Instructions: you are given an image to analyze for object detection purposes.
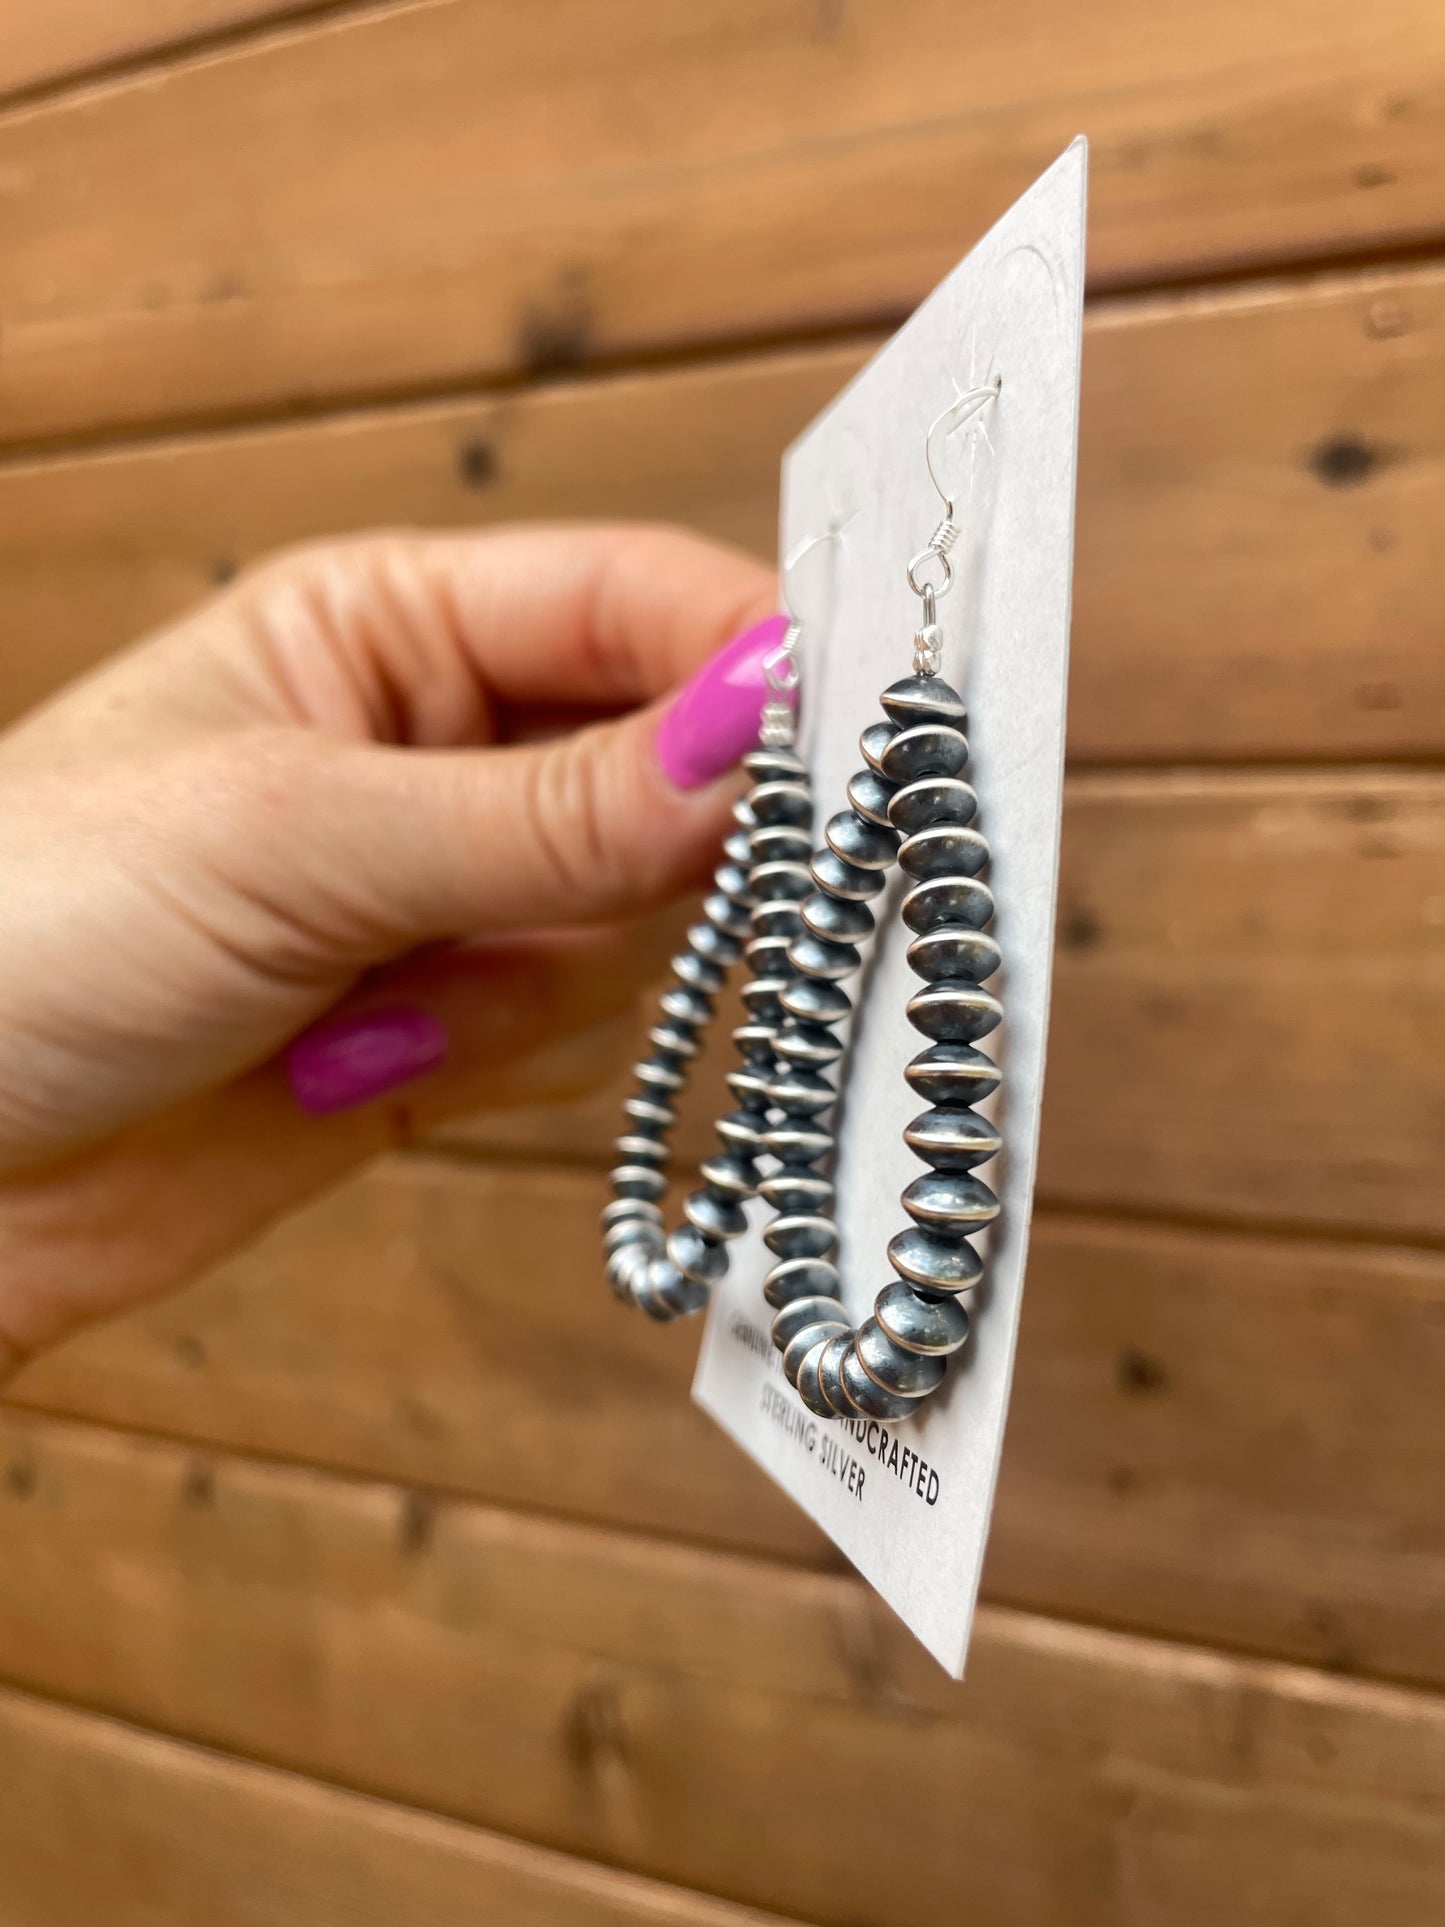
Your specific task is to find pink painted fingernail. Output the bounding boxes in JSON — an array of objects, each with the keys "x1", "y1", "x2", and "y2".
[
  {"x1": 656, "y1": 614, "x2": 793, "y2": 791},
  {"x1": 286, "y1": 1005, "x2": 449, "y2": 1115}
]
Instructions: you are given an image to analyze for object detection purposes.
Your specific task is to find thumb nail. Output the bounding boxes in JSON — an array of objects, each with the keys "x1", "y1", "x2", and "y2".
[
  {"x1": 656, "y1": 613, "x2": 792, "y2": 791},
  {"x1": 286, "y1": 1005, "x2": 449, "y2": 1115}
]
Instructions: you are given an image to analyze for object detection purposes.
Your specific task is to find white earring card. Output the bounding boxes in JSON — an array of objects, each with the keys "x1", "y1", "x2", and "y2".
[{"x1": 692, "y1": 140, "x2": 1087, "y2": 1676}]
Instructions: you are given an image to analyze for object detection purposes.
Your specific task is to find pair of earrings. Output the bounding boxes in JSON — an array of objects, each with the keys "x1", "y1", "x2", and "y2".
[{"x1": 602, "y1": 385, "x2": 1003, "y2": 1426}]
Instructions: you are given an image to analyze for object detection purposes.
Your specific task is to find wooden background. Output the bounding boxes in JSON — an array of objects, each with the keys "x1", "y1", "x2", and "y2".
[{"x1": 2, "y1": 3, "x2": 1444, "y2": 1921}]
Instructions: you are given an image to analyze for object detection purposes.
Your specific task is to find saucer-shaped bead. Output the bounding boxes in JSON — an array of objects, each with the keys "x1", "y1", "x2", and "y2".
[
  {"x1": 899, "y1": 825, "x2": 990, "y2": 881},
  {"x1": 904, "y1": 1044, "x2": 1001, "y2": 1107},
  {"x1": 810, "y1": 848, "x2": 885, "y2": 901},
  {"x1": 714, "y1": 862, "x2": 752, "y2": 904},
  {"x1": 716, "y1": 1108, "x2": 769, "y2": 1153},
  {"x1": 901, "y1": 875, "x2": 994, "y2": 933},
  {"x1": 878, "y1": 723, "x2": 969, "y2": 783},
  {"x1": 603, "y1": 1216, "x2": 661, "y2": 1257},
  {"x1": 722, "y1": 828, "x2": 754, "y2": 868},
  {"x1": 846, "y1": 767, "x2": 898, "y2": 827},
  {"x1": 613, "y1": 1134, "x2": 667, "y2": 1167},
  {"x1": 649, "y1": 1022, "x2": 699, "y2": 1060},
  {"x1": 690, "y1": 921, "x2": 742, "y2": 968},
  {"x1": 703, "y1": 891, "x2": 751, "y2": 938},
  {"x1": 817, "y1": 1332, "x2": 858, "y2": 1416},
  {"x1": 636, "y1": 1255, "x2": 709, "y2": 1320},
  {"x1": 749, "y1": 780, "x2": 814, "y2": 826},
  {"x1": 739, "y1": 977, "x2": 787, "y2": 1021},
  {"x1": 748, "y1": 824, "x2": 812, "y2": 867},
  {"x1": 860, "y1": 720, "x2": 900, "y2": 773},
  {"x1": 887, "y1": 776, "x2": 978, "y2": 835},
  {"x1": 623, "y1": 1093, "x2": 675, "y2": 1132},
  {"x1": 774, "y1": 1021, "x2": 844, "y2": 1067},
  {"x1": 601, "y1": 1196, "x2": 664, "y2": 1232},
  {"x1": 635, "y1": 1058, "x2": 684, "y2": 1095},
  {"x1": 772, "y1": 1294, "x2": 850, "y2": 1352},
  {"x1": 763, "y1": 1214, "x2": 839, "y2": 1259},
  {"x1": 762, "y1": 1121, "x2": 833, "y2": 1165},
  {"x1": 825, "y1": 810, "x2": 899, "y2": 870},
  {"x1": 795, "y1": 1338, "x2": 842, "y2": 1416},
  {"x1": 903, "y1": 1106, "x2": 1001, "y2": 1171},
  {"x1": 726, "y1": 1065, "x2": 772, "y2": 1109},
  {"x1": 673, "y1": 950, "x2": 724, "y2": 996},
  {"x1": 751, "y1": 859, "x2": 814, "y2": 903},
  {"x1": 784, "y1": 1318, "x2": 850, "y2": 1388},
  {"x1": 743, "y1": 744, "x2": 808, "y2": 782},
  {"x1": 802, "y1": 892, "x2": 875, "y2": 943},
  {"x1": 787, "y1": 931, "x2": 860, "y2": 981},
  {"x1": 700, "y1": 1154, "x2": 758, "y2": 1200},
  {"x1": 758, "y1": 1169, "x2": 835, "y2": 1215},
  {"x1": 907, "y1": 982, "x2": 1003, "y2": 1043},
  {"x1": 901, "y1": 1171, "x2": 1000, "y2": 1236},
  {"x1": 684, "y1": 1188, "x2": 748, "y2": 1241},
  {"x1": 659, "y1": 987, "x2": 710, "y2": 1028},
  {"x1": 731, "y1": 1023, "x2": 777, "y2": 1063},
  {"x1": 612, "y1": 1163, "x2": 667, "y2": 1203},
  {"x1": 874, "y1": 1281, "x2": 971, "y2": 1354},
  {"x1": 767, "y1": 1066, "x2": 834, "y2": 1117},
  {"x1": 763, "y1": 1257, "x2": 841, "y2": 1309},
  {"x1": 668, "y1": 1224, "x2": 728, "y2": 1286},
  {"x1": 880, "y1": 674, "x2": 967, "y2": 728},
  {"x1": 779, "y1": 977, "x2": 852, "y2": 1025},
  {"x1": 887, "y1": 1227, "x2": 984, "y2": 1292},
  {"x1": 750, "y1": 900, "x2": 805, "y2": 939},
  {"x1": 741, "y1": 920, "x2": 792, "y2": 970},
  {"x1": 606, "y1": 1241, "x2": 655, "y2": 1300},
  {"x1": 906, "y1": 928, "x2": 1001, "y2": 984},
  {"x1": 841, "y1": 1347, "x2": 918, "y2": 1420},
  {"x1": 856, "y1": 1317, "x2": 947, "y2": 1396}
]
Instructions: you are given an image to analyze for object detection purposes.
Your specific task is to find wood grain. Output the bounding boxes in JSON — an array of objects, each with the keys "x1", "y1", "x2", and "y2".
[
  {"x1": 0, "y1": 1409, "x2": 1442, "y2": 1927},
  {"x1": 11, "y1": 1154, "x2": 1445, "y2": 1687},
  {"x1": 448, "y1": 770, "x2": 1445, "y2": 1241},
  {"x1": 2, "y1": 262, "x2": 1443, "y2": 760},
  {"x1": 0, "y1": 2, "x2": 298, "y2": 101},
  {"x1": 0, "y1": 1683, "x2": 795, "y2": 1927},
  {"x1": 3, "y1": 0, "x2": 1445, "y2": 443}
]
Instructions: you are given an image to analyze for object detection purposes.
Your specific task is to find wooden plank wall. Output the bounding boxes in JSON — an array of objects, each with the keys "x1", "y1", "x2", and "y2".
[{"x1": 2, "y1": 4, "x2": 1443, "y2": 1922}]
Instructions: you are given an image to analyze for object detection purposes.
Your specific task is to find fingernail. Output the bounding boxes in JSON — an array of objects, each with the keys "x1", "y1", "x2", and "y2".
[
  {"x1": 656, "y1": 613, "x2": 792, "y2": 791},
  {"x1": 286, "y1": 1005, "x2": 449, "y2": 1116}
]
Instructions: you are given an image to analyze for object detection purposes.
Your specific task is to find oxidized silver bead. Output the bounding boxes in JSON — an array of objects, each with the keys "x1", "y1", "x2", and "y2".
[
  {"x1": 743, "y1": 933, "x2": 793, "y2": 975},
  {"x1": 825, "y1": 810, "x2": 898, "y2": 870},
  {"x1": 622, "y1": 1094, "x2": 675, "y2": 1133},
  {"x1": 744, "y1": 745, "x2": 808, "y2": 782},
  {"x1": 748, "y1": 824, "x2": 812, "y2": 866},
  {"x1": 763, "y1": 1257, "x2": 841, "y2": 1309},
  {"x1": 766, "y1": 1067, "x2": 834, "y2": 1117},
  {"x1": 878, "y1": 723, "x2": 969, "y2": 783},
  {"x1": 784, "y1": 1318, "x2": 849, "y2": 1389},
  {"x1": 757, "y1": 1169, "x2": 835, "y2": 1215},
  {"x1": 721, "y1": 829, "x2": 754, "y2": 868},
  {"x1": 667, "y1": 1224, "x2": 728, "y2": 1286},
  {"x1": 739, "y1": 976, "x2": 789, "y2": 1020},
  {"x1": 672, "y1": 949, "x2": 724, "y2": 996},
  {"x1": 774, "y1": 1021, "x2": 845, "y2": 1067},
  {"x1": 887, "y1": 1227, "x2": 984, "y2": 1293},
  {"x1": 635, "y1": 1058, "x2": 685, "y2": 1094},
  {"x1": 795, "y1": 1337, "x2": 841, "y2": 1417},
  {"x1": 659, "y1": 986, "x2": 711, "y2": 1028},
  {"x1": 751, "y1": 859, "x2": 814, "y2": 903},
  {"x1": 613, "y1": 1134, "x2": 668, "y2": 1166},
  {"x1": 898, "y1": 825, "x2": 989, "y2": 882},
  {"x1": 840, "y1": 1345, "x2": 917, "y2": 1421},
  {"x1": 874, "y1": 1280, "x2": 971, "y2": 1354},
  {"x1": 603, "y1": 1216, "x2": 661, "y2": 1258},
  {"x1": 846, "y1": 767, "x2": 898, "y2": 827},
  {"x1": 855, "y1": 1316, "x2": 947, "y2": 1397},
  {"x1": 762, "y1": 1121, "x2": 833, "y2": 1165},
  {"x1": 904, "y1": 1043, "x2": 1001, "y2": 1107},
  {"x1": 600, "y1": 1196, "x2": 663, "y2": 1232},
  {"x1": 901, "y1": 875, "x2": 994, "y2": 933},
  {"x1": 635, "y1": 1255, "x2": 708, "y2": 1320},
  {"x1": 809, "y1": 848, "x2": 886, "y2": 901},
  {"x1": 749, "y1": 780, "x2": 814, "y2": 826},
  {"x1": 716, "y1": 1108, "x2": 769, "y2": 1153},
  {"x1": 906, "y1": 982, "x2": 1003, "y2": 1043},
  {"x1": 731, "y1": 1023, "x2": 777, "y2": 1062},
  {"x1": 700, "y1": 1154, "x2": 759, "y2": 1200},
  {"x1": 900, "y1": 1171, "x2": 999, "y2": 1236},
  {"x1": 763, "y1": 1214, "x2": 839, "y2": 1259},
  {"x1": 786, "y1": 931, "x2": 860, "y2": 981},
  {"x1": 859, "y1": 720, "x2": 900, "y2": 773},
  {"x1": 906, "y1": 927, "x2": 1001, "y2": 984},
  {"x1": 726, "y1": 1065, "x2": 773, "y2": 1109},
  {"x1": 751, "y1": 900, "x2": 806, "y2": 939},
  {"x1": 649, "y1": 1022, "x2": 700, "y2": 1059},
  {"x1": 779, "y1": 977, "x2": 851, "y2": 1025},
  {"x1": 903, "y1": 1106, "x2": 1001, "y2": 1171},
  {"x1": 879, "y1": 674, "x2": 967, "y2": 728},
  {"x1": 772, "y1": 1294, "x2": 851, "y2": 1353},
  {"x1": 684, "y1": 1188, "x2": 748, "y2": 1241},
  {"x1": 703, "y1": 890, "x2": 752, "y2": 939},
  {"x1": 611, "y1": 1164, "x2": 667, "y2": 1203},
  {"x1": 713, "y1": 862, "x2": 753, "y2": 904},
  {"x1": 689, "y1": 921, "x2": 741, "y2": 968},
  {"x1": 817, "y1": 1332, "x2": 857, "y2": 1417},
  {"x1": 887, "y1": 775, "x2": 978, "y2": 835},
  {"x1": 801, "y1": 892, "x2": 875, "y2": 943}
]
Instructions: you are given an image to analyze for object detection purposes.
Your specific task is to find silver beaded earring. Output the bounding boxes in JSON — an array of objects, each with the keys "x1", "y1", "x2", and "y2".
[
  {"x1": 601, "y1": 535, "x2": 840, "y2": 1320},
  {"x1": 758, "y1": 383, "x2": 1004, "y2": 1422}
]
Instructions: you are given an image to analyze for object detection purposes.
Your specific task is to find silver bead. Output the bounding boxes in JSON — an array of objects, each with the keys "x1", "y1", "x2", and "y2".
[
  {"x1": 887, "y1": 1227, "x2": 983, "y2": 1293},
  {"x1": 763, "y1": 1214, "x2": 839, "y2": 1259},
  {"x1": 635, "y1": 1058, "x2": 685, "y2": 1094},
  {"x1": 636, "y1": 1255, "x2": 708, "y2": 1320},
  {"x1": 841, "y1": 1346, "x2": 917, "y2": 1421},
  {"x1": 901, "y1": 1171, "x2": 999, "y2": 1236},
  {"x1": 801, "y1": 891, "x2": 875, "y2": 943},
  {"x1": 744, "y1": 933, "x2": 793, "y2": 974},
  {"x1": 809, "y1": 848, "x2": 885, "y2": 902},
  {"x1": 846, "y1": 767, "x2": 898, "y2": 827},
  {"x1": 749, "y1": 780, "x2": 813, "y2": 826},
  {"x1": 901, "y1": 875, "x2": 994, "y2": 933},
  {"x1": 903, "y1": 1106, "x2": 1001, "y2": 1171},
  {"x1": 762, "y1": 1121, "x2": 833, "y2": 1165},
  {"x1": 880, "y1": 674, "x2": 966, "y2": 728},
  {"x1": 713, "y1": 862, "x2": 753, "y2": 904},
  {"x1": 817, "y1": 1332, "x2": 857, "y2": 1416},
  {"x1": 606, "y1": 1240, "x2": 656, "y2": 1300},
  {"x1": 779, "y1": 977, "x2": 851, "y2": 1026},
  {"x1": 659, "y1": 987, "x2": 710, "y2": 1028},
  {"x1": 672, "y1": 949, "x2": 723, "y2": 996},
  {"x1": 757, "y1": 1169, "x2": 835, "y2": 1215},
  {"x1": 888, "y1": 776, "x2": 978, "y2": 835},
  {"x1": 855, "y1": 1317, "x2": 947, "y2": 1397},
  {"x1": 732, "y1": 796, "x2": 758, "y2": 830},
  {"x1": 622, "y1": 1093, "x2": 675, "y2": 1133},
  {"x1": 784, "y1": 1319, "x2": 849, "y2": 1389},
  {"x1": 898, "y1": 826, "x2": 989, "y2": 882},
  {"x1": 740, "y1": 976, "x2": 789, "y2": 1019},
  {"x1": 772, "y1": 1294, "x2": 850, "y2": 1352},
  {"x1": 904, "y1": 1043, "x2": 1001, "y2": 1107},
  {"x1": 684, "y1": 1189, "x2": 748, "y2": 1241},
  {"x1": 875, "y1": 1281, "x2": 971, "y2": 1355},
  {"x1": 704, "y1": 890, "x2": 752, "y2": 939},
  {"x1": 603, "y1": 1216, "x2": 661, "y2": 1258},
  {"x1": 612, "y1": 1164, "x2": 667, "y2": 1203},
  {"x1": 726, "y1": 1065, "x2": 773, "y2": 1109},
  {"x1": 795, "y1": 1337, "x2": 841, "y2": 1417},
  {"x1": 731, "y1": 1023, "x2": 777, "y2": 1061},
  {"x1": 716, "y1": 1108, "x2": 770, "y2": 1153},
  {"x1": 721, "y1": 829, "x2": 754, "y2": 868},
  {"x1": 751, "y1": 900, "x2": 805, "y2": 939},
  {"x1": 878, "y1": 723, "x2": 969, "y2": 783},
  {"x1": 744, "y1": 745, "x2": 808, "y2": 782},
  {"x1": 824, "y1": 810, "x2": 898, "y2": 871},
  {"x1": 906, "y1": 927, "x2": 1000, "y2": 984},
  {"x1": 859, "y1": 721, "x2": 899, "y2": 774},
  {"x1": 600, "y1": 1196, "x2": 663, "y2": 1232},
  {"x1": 763, "y1": 1257, "x2": 841, "y2": 1309},
  {"x1": 765, "y1": 1067, "x2": 834, "y2": 1117},
  {"x1": 699, "y1": 1154, "x2": 758, "y2": 1200},
  {"x1": 774, "y1": 1021, "x2": 844, "y2": 1067},
  {"x1": 668, "y1": 1223, "x2": 727, "y2": 1286},
  {"x1": 750, "y1": 859, "x2": 814, "y2": 904},
  {"x1": 689, "y1": 921, "x2": 741, "y2": 968},
  {"x1": 613, "y1": 1134, "x2": 668, "y2": 1166},
  {"x1": 906, "y1": 982, "x2": 1003, "y2": 1043},
  {"x1": 649, "y1": 1022, "x2": 699, "y2": 1059},
  {"x1": 786, "y1": 931, "x2": 860, "y2": 981},
  {"x1": 748, "y1": 825, "x2": 812, "y2": 866}
]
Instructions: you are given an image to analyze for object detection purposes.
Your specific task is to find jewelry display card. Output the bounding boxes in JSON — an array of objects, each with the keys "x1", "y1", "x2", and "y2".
[{"x1": 692, "y1": 140, "x2": 1087, "y2": 1676}]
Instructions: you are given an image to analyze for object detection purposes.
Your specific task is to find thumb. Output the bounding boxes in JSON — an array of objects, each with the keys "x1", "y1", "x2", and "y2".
[{"x1": 304, "y1": 615, "x2": 789, "y2": 949}]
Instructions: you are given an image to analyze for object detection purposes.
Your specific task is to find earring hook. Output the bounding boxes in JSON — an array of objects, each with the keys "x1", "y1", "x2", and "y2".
[{"x1": 908, "y1": 377, "x2": 1000, "y2": 604}]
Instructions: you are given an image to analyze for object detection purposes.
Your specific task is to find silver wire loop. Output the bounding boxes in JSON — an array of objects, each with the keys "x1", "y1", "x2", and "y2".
[{"x1": 907, "y1": 378, "x2": 1000, "y2": 606}]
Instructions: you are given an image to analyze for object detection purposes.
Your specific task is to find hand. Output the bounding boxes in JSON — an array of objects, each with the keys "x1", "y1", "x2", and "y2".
[{"x1": 0, "y1": 525, "x2": 784, "y2": 1365}]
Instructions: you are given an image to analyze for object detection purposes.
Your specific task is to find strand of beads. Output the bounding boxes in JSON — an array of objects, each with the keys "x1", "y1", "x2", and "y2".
[
  {"x1": 761, "y1": 672, "x2": 1002, "y2": 1420},
  {"x1": 602, "y1": 746, "x2": 814, "y2": 1320}
]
